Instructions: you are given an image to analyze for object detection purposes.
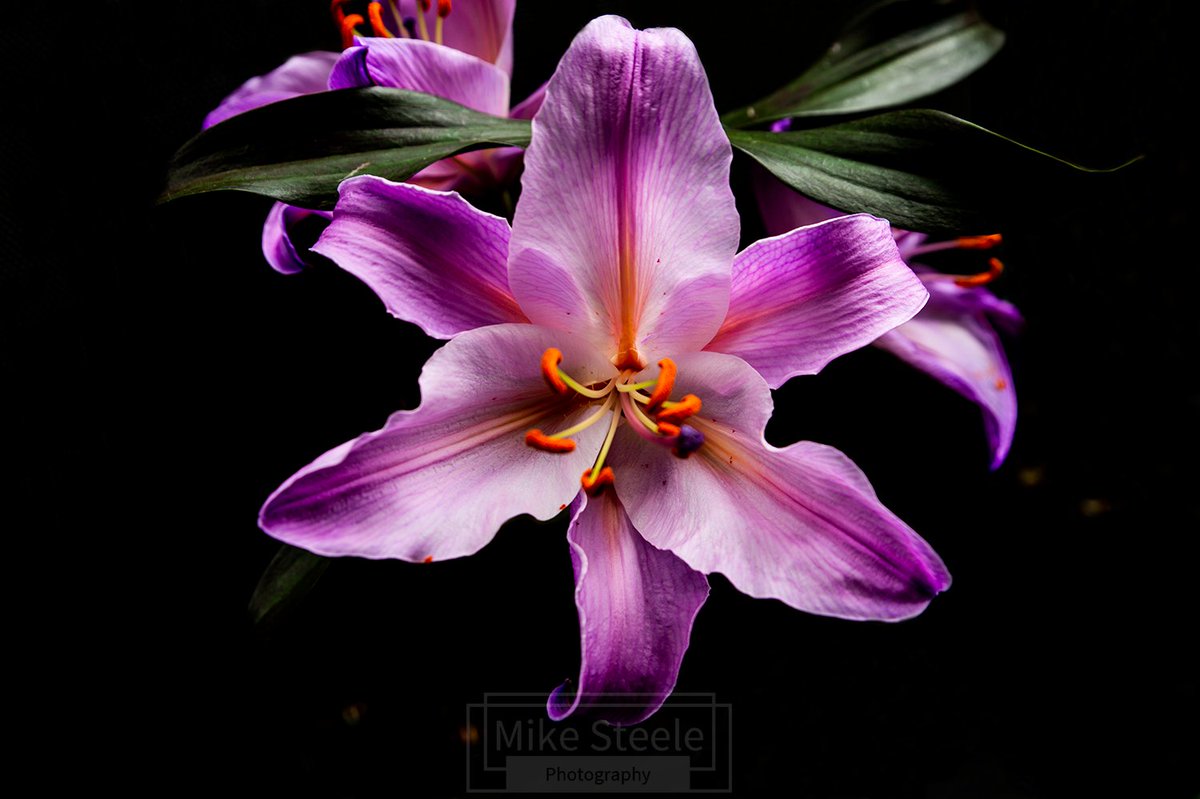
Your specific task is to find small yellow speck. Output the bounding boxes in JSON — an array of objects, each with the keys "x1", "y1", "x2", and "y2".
[
  {"x1": 1079, "y1": 498, "x2": 1112, "y2": 518},
  {"x1": 1017, "y1": 466, "x2": 1045, "y2": 487}
]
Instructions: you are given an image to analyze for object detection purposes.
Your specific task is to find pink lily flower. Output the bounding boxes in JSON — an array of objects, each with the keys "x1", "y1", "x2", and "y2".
[
  {"x1": 201, "y1": 0, "x2": 541, "y2": 273},
  {"x1": 259, "y1": 16, "x2": 951, "y2": 724}
]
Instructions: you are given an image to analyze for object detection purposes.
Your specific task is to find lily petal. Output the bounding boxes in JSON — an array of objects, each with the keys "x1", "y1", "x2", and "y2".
[
  {"x1": 330, "y1": 37, "x2": 510, "y2": 117},
  {"x1": 706, "y1": 215, "x2": 928, "y2": 388},
  {"x1": 875, "y1": 277, "x2": 1021, "y2": 469},
  {"x1": 203, "y1": 51, "x2": 339, "y2": 129},
  {"x1": 508, "y1": 16, "x2": 739, "y2": 363},
  {"x1": 549, "y1": 491, "x2": 709, "y2": 726},
  {"x1": 313, "y1": 176, "x2": 526, "y2": 338},
  {"x1": 610, "y1": 351, "x2": 951, "y2": 621},
  {"x1": 395, "y1": 0, "x2": 515, "y2": 76},
  {"x1": 262, "y1": 203, "x2": 332, "y2": 275},
  {"x1": 260, "y1": 324, "x2": 614, "y2": 561}
]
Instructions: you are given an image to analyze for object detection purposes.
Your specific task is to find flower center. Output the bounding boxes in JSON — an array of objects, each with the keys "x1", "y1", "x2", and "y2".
[
  {"x1": 525, "y1": 349, "x2": 705, "y2": 496},
  {"x1": 333, "y1": 1, "x2": 453, "y2": 48}
]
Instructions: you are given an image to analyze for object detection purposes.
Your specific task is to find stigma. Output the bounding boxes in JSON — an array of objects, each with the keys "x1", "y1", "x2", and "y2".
[{"x1": 525, "y1": 352, "x2": 705, "y2": 495}]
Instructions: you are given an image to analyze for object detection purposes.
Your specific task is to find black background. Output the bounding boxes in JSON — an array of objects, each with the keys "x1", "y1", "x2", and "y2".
[{"x1": 5, "y1": 1, "x2": 1197, "y2": 796}]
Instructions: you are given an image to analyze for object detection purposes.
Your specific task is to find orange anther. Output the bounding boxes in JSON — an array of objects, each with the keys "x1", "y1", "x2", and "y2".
[
  {"x1": 422, "y1": 555, "x2": 434, "y2": 563},
  {"x1": 954, "y1": 257, "x2": 1004, "y2": 288},
  {"x1": 956, "y1": 233, "x2": 1003, "y2": 250},
  {"x1": 367, "y1": 2, "x2": 394, "y2": 36},
  {"x1": 656, "y1": 394, "x2": 701, "y2": 424},
  {"x1": 656, "y1": 422, "x2": 681, "y2": 438},
  {"x1": 540, "y1": 348, "x2": 568, "y2": 395},
  {"x1": 418, "y1": 0, "x2": 431, "y2": 11},
  {"x1": 330, "y1": 0, "x2": 350, "y2": 25},
  {"x1": 995, "y1": 378, "x2": 1009, "y2": 390},
  {"x1": 646, "y1": 358, "x2": 677, "y2": 408},
  {"x1": 526, "y1": 429, "x2": 576, "y2": 453},
  {"x1": 581, "y1": 466, "x2": 615, "y2": 495},
  {"x1": 438, "y1": 0, "x2": 452, "y2": 17},
  {"x1": 340, "y1": 13, "x2": 365, "y2": 48}
]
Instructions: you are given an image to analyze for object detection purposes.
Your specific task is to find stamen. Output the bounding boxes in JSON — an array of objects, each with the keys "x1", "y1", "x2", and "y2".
[
  {"x1": 646, "y1": 358, "x2": 677, "y2": 408},
  {"x1": 625, "y1": 388, "x2": 653, "y2": 404},
  {"x1": 540, "y1": 348, "x2": 614, "y2": 399},
  {"x1": 415, "y1": 0, "x2": 431, "y2": 40},
  {"x1": 617, "y1": 378, "x2": 657, "y2": 393},
  {"x1": 581, "y1": 466, "x2": 615, "y2": 495},
  {"x1": 387, "y1": 0, "x2": 408, "y2": 35},
  {"x1": 909, "y1": 233, "x2": 1002, "y2": 257},
  {"x1": 560, "y1": 374, "x2": 615, "y2": 399},
  {"x1": 340, "y1": 13, "x2": 365, "y2": 48},
  {"x1": 331, "y1": 0, "x2": 350, "y2": 25},
  {"x1": 583, "y1": 403, "x2": 624, "y2": 490},
  {"x1": 624, "y1": 392, "x2": 662, "y2": 435},
  {"x1": 541, "y1": 348, "x2": 568, "y2": 395},
  {"x1": 525, "y1": 430, "x2": 577, "y2": 453},
  {"x1": 656, "y1": 394, "x2": 701, "y2": 424},
  {"x1": 435, "y1": 0, "x2": 451, "y2": 45},
  {"x1": 367, "y1": 3, "x2": 394, "y2": 36},
  {"x1": 954, "y1": 257, "x2": 1004, "y2": 288},
  {"x1": 957, "y1": 233, "x2": 1003, "y2": 250},
  {"x1": 551, "y1": 394, "x2": 618, "y2": 439}
]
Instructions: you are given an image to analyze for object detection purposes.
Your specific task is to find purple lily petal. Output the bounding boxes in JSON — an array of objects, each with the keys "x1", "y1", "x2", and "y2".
[
  {"x1": 706, "y1": 215, "x2": 928, "y2": 388},
  {"x1": 549, "y1": 491, "x2": 709, "y2": 726},
  {"x1": 313, "y1": 176, "x2": 526, "y2": 338},
  {"x1": 875, "y1": 276, "x2": 1021, "y2": 469},
  {"x1": 508, "y1": 16, "x2": 739, "y2": 364},
  {"x1": 203, "y1": 51, "x2": 340, "y2": 129},
  {"x1": 262, "y1": 203, "x2": 332, "y2": 275},
  {"x1": 395, "y1": 0, "x2": 515, "y2": 75},
  {"x1": 260, "y1": 324, "x2": 615, "y2": 561},
  {"x1": 609, "y1": 351, "x2": 951, "y2": 620},
  {"x1": 330, "y1": 37, "x2": 509, "y2": 117}
]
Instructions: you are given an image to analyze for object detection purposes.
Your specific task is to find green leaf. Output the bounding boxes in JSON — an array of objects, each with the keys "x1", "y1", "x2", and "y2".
[
  {"x1": 248, "y1": 543, "x2": 331, "y2": 627},
  {"x1": 722, "y1": 10, "x2": 1004, "y2": 128},
  {"x1": 727, "y1": 110, "x2": 1139, "y2": 234},
  {"x1": 161, "y1": 88, "x2": 532, "y2": 208}
]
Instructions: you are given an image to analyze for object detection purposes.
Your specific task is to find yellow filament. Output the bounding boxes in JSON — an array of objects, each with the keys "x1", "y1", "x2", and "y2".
[
  {"x1": 588, "y1": 404, "x2": 623, "y2": 481},
  {"x1": 558, "y1": 371, "x2": 613, "y2": 399},
  {"x1": 387, "y1": 0, "x2": 407, "y2": 35},
  {"x1": 616, "y1": 379, "x2": 656, "y2": 393},
  {"x1": 551, "y1": 394, "x2": 617, "y2": 439},
  {"x1": 626, "y1": 393, "x2": 661, "y2": 435}
]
